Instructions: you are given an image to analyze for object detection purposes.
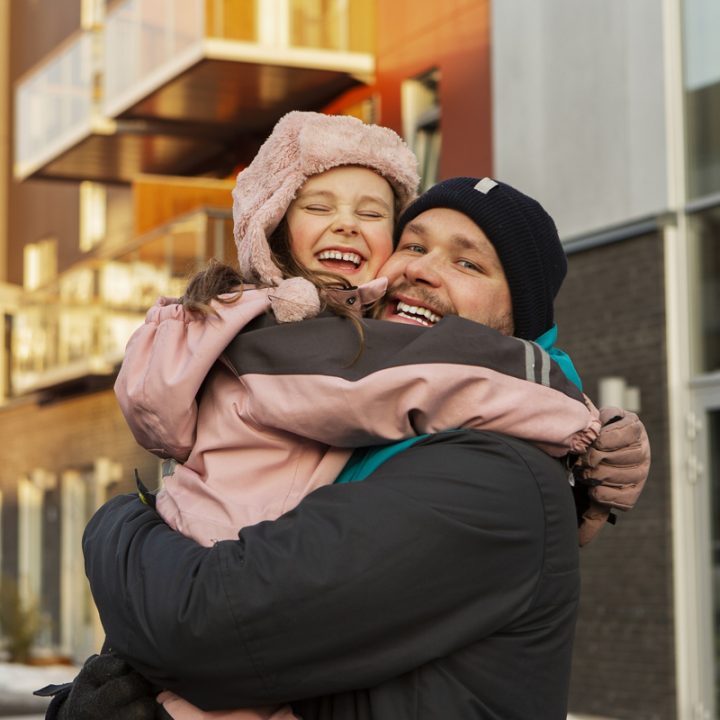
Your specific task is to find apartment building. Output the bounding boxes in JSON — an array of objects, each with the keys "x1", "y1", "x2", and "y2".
[{"x1": 0, "y1": 1, "x2": 718, "y2": 718}]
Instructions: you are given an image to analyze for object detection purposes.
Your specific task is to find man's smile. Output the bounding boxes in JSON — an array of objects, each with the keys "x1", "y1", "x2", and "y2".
[
  {"x1": 395, "y1": 300, "x2": 442, "y2": 326},
  {"x1": 381, "y1": 292, "x2": 446, "y2": 327}
]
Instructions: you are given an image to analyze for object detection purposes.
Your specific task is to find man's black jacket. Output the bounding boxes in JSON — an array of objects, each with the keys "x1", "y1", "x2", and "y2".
[{"x1": 83, "y1": 430, "x2": 580, "y2": 719}]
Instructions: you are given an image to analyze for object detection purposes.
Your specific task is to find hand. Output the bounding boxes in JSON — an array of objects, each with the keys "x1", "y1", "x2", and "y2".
[
  {"x1": 577, "y1": 501, "x2": 615, "y2": 547},
  {"x1": 574, "y1": 407, "x2": 651, "y2": 545},
  {"x1": 39, "y1": 653, "x2": 159, "y2": 720}
]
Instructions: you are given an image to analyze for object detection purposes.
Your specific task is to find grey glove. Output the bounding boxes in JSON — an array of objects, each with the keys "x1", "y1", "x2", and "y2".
[
  {"x1": 574, "y1": 407, "x2": 651, "y2": 546},
  {"x1": 37, "y1": 653, "x2": 167, "y2": 720}
]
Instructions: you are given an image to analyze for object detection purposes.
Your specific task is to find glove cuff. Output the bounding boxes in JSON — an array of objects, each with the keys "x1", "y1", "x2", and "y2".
[{"x1": 42, "y1": 685, "x2": 72, "y2": 720}]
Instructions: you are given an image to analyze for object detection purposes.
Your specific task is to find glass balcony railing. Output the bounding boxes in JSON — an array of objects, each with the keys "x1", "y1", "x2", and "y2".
[
  {"x1": 15, "y1": 0, "x2": 373, "y2": 181},
  {"x1": 14, "y1": 31, "x2": 96, "y2": 180},
  {"x1": 10, "y1": 208, "x2": 234, "y2": 396},
  {"x1": 103, "y1": 0, "x2": 373, "y2": 117},
  {"x1": 103, "y1": 0, "x2": 205, "y2": 114}
]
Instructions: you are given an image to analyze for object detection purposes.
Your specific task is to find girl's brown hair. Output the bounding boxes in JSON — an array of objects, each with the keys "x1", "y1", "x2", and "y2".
[{"x1": 181, "y1": 218, "x2": 373, "y2": 333}]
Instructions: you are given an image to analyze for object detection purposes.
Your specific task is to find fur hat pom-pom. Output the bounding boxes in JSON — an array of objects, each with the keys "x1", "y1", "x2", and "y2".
[{"x1": 269, "y1": 277, "x2": 322, "y2": 323}]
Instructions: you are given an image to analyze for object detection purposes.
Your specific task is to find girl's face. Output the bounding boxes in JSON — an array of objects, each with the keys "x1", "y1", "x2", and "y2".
[{"x1": 285, "y1": 166, "x2": 395, "y2": 285}]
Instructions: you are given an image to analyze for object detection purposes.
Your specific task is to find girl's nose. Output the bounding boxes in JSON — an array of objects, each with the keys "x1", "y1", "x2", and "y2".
[{"x1": 331, "y1": 209, "x2": 359, "y2": 235}]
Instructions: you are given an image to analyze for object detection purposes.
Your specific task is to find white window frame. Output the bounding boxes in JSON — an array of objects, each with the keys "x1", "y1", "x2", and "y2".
[
  {"x1": 17, "y1": 475, "x2": 44, "y2": 610},
  {"x1": 401, "y1": 69, "x2": 441, "y2": 192}
]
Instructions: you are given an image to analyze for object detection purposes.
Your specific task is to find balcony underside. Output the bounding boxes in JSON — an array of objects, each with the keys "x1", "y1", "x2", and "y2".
[
  {"x1": 117, "y1": 55, "x2": 365, "y2": 126},
  {"x1": 22, "y1": 58, "x2": 365, "y2": 183}
]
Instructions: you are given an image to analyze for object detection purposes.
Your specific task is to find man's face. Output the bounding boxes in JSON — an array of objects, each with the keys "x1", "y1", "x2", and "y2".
[{"x1": 377, "y1": 208, "x2": 514, "y2": 334}]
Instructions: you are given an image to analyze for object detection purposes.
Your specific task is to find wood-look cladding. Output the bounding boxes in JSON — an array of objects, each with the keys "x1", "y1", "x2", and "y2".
[{"x1": 133, "y1": 175, "x2": 234, "y2": 236}]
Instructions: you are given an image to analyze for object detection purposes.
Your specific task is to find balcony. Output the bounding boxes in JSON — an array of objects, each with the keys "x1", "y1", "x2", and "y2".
[
  {"x1": 14, "y1": 0, "x2": 374, "y2": 183},
  {"x1": 10, "y1": 205, "x2": 234, "y2": 399}
]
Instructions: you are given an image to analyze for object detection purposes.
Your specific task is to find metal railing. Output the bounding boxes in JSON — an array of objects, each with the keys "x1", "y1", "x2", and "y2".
[
  {"x1": 10, "y1": 209, "x2": 233, "y2": 396},
  {"x1": 102, "y1": 0, "x2": 371, "y2": 115}
]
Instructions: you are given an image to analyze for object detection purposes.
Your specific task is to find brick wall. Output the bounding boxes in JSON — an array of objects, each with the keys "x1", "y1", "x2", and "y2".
[{"x1": 556, "y1": 233, "x2": 674, "y2": 719}]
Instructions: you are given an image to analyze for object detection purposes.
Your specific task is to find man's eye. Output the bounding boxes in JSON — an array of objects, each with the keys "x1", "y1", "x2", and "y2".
[
  {"x1": 458, "y1": 259, "x2": 482, "y2": 272},
  {"x1": 401, "y1": 243, "x2": 425, "y2": 254}
]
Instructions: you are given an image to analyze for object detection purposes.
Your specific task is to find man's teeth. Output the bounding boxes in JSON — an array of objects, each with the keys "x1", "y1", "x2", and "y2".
[
  {"x1": 317, "y1": 250, "x2": 362, "y2": 267},
  {"x1": 396, "y1": 301, "x2": 441, "y2": 326}
]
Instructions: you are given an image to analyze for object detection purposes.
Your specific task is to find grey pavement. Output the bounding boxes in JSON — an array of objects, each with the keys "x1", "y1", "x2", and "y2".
[{"x1": 0, "y1": 698, "x2": 49, "y2": 718}]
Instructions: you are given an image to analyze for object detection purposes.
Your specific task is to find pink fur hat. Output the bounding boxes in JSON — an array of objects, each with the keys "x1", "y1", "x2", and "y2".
[{"x1": 232, "y1": 111, "x2": 419, "y2": 321}]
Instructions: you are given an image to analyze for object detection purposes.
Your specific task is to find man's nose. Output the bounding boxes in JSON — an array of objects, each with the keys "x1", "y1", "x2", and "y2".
[{"x1": 404, "y1": 252, "x2": 442, "y2": 287}]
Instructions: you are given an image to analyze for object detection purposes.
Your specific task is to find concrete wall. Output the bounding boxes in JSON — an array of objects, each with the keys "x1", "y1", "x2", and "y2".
[{"x1": 492, "y1": 0, "x2": 668, "y2": 239}]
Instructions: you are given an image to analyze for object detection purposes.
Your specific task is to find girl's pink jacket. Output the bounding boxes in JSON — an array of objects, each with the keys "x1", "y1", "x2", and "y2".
[{"x1": 115, "y1": 282, "x2": 600, "y2": 549}]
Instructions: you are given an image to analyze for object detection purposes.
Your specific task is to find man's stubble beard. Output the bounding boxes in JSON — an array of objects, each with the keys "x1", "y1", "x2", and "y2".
[{"x1": 373, "y1": 281, "x2": 514, "y2": 336}]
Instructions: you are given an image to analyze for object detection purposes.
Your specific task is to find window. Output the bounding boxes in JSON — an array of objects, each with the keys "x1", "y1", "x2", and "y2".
[
  {"x1": 17, "y1": 474, "x2": 44, "y2": 609},
  {"x1": 79, "y1": 182, "x2": 107, "y2": 252},
  {"x1": 1, "y1": 313, "x2": 11, "y2": 403},
  {"x1": 0, "y1": 490, "x2": 3, "y2": 584},
  {"x1": 290, "y1": 0, "x2": 355, "y2": 51},
  {"x1": 60, "y1": 469, "x2": 97, "y2": 660},
  {"x1": 80, "y1": 0, "x2": 104, "y2": 29},
  {"x1": 688, "y1": 207, "x2": 720, "y2": 373},
  {"x1": 402, "y1": 70, "x2": 441, "y2": 192},
  {"x1": 709, "y1": 410, "x2": 720, "y2": 715},
  {"x1": 683, "y1": 0, "x2": 720, "y2": 199},
  {"x1": 23, "y1": 238, "x2": 57, "y2": 291}
]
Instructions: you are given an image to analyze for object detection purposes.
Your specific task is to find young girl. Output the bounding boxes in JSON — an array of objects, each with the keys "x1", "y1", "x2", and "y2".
[{"x1": 114, "y1": 112, "x2": 614, "y2": 719}]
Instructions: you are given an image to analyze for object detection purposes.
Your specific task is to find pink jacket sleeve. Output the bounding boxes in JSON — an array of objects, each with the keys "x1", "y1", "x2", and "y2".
[
  {"x1": 237, "y1": 365, "x2": 600, "y2": 458},
  {"x1": 114, "y1": 289, "x2": 272, "y2": 461},
  {"x1": 222, "y1": 317, "x2": 601, "y2": 458}
]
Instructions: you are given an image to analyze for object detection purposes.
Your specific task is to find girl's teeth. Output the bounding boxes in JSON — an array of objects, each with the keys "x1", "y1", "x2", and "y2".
[{"x1": 317, "y1": 250, "x2": 361, "y2": 266}]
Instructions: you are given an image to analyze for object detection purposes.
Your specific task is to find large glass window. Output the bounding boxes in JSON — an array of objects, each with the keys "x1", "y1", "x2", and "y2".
[
  {"x1": 683, "y1": 0, "x2": 720, "y2": 199},
  {"x1": 709, "y1": 411, "x2": 720, "y2": 715},
  {"x1": 688, "y1": 207, "x2": 720, "y2": 373},
  {"x1": 290, "y1": 0, "x2": 373, "y2": 52}
]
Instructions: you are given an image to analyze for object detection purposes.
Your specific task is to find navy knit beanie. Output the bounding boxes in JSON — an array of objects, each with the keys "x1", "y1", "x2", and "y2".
[{"x1": 393, "y1": 177, "x2": 567, "y2": 341}]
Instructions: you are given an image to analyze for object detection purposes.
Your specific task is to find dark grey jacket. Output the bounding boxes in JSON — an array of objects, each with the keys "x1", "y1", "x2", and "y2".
[{"x1": 84, "y1": 429, "x2": 579, "y2": 719}]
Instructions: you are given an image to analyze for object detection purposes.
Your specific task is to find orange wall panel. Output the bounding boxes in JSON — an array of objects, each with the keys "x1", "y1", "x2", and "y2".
[
  {"x1": 133, "y1": 175, "x2": 235, "y2": 236},
  {"x1": 374, "y1": 0, "x2": 492, "y2": 180}
]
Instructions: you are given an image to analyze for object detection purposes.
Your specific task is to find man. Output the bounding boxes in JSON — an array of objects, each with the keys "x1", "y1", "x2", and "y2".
[{"x1": 47, "y1": 177, "x2": 648, "y2": 719}]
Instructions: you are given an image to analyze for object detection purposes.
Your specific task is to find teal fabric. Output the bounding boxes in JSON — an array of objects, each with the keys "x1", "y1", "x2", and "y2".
[
  {"x1": 534, "y1": 324, "x2": 583, "y2": 391},
  {"x1": 335, "y1": 435, "x2": 429, "y2": 484}
]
